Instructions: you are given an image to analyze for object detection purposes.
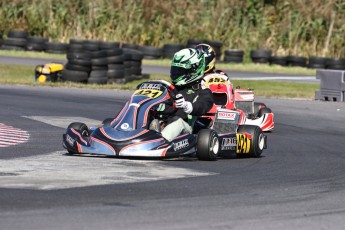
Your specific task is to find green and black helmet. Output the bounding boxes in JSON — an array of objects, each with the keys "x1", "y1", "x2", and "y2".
[
  {"x1": 170, "y1": 48, "x2": 205, "y2": 86},
  {"x1": 195, "y1": 43, "x2": 216, "y2": 74}
]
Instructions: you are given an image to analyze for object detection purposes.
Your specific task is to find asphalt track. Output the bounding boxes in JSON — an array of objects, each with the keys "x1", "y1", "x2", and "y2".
[{"x1": 1, "y1": 84, "x2": 345, "y2": 230}]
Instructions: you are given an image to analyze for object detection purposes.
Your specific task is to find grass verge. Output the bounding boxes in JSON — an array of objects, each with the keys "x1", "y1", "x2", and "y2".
[{"x1": 0, "y1": 63, "x2": 319, "y2": 99}]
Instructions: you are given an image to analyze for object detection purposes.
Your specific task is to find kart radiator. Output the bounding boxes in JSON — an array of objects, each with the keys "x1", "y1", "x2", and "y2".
[
  {"x1": 235, "y1": 101, "x2": 254, "y2": 116},
  {"x1": 212, "y1": 110, "x2": 240, "y2": 134}
]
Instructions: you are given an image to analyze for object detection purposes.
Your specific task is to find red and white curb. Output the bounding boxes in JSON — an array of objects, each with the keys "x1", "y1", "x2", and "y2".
[{"x1": 0, "y1": 123, "x2": 30, "y2": 147}]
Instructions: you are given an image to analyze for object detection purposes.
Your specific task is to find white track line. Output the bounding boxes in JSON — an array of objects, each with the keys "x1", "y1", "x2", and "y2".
[{"x1": 0, "y1": 151, "x2": 214, "y2": 190}]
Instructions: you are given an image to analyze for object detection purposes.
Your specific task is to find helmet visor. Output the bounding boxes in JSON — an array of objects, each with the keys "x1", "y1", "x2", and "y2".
[{"x1": 170, "y1": 66, "x2": 190, "y2": 81}]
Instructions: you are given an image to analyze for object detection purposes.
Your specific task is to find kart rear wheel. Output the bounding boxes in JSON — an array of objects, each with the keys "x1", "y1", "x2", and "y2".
[
  {"x1": 196, "y1": 129, "x2": 219, "y2": 161},
  {"x1": 258, "y1": 107, "x2": 272, "y2": 117},
  {"x1": 237, "y1": 125, "x2": 265, "y2": 158},
  {"x1": 254, "y1": 102, "x2": 266, "y2": 116},
  {"x1": 67, "y1": 122, "x2": 90, "y2": 137}
]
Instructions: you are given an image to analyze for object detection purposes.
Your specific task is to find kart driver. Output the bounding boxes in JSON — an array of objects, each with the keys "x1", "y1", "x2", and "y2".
[
  {"x1": 195, "y1": 43, "x2": 228, "y2": 76},
  {"x1": 150, "y1": 48, "x2": 214, "y2": 142}
]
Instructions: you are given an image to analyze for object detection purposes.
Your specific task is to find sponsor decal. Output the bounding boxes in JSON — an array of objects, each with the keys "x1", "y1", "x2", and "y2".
[
  {"x1": 66, "y1": 134, "x2": 75, "y2": 146},
  {"x1": 236, "y1": 133, "x2": 251, "y2": 154},
  {"x1": 221, "y1": 137, "x2": 237, "y2": 150},
  {"x1": 173, "y1": 139, "x2": 189, "y2": 151},
  {"x1": 139, "y1": 83, "x2": 162, "y2": 90},
  {"x1": 217, "y1": 111, "x2": 237, "y2": 120},
  {"x1": 120, "y1": 123, "x2": 130, "y2": 130}
]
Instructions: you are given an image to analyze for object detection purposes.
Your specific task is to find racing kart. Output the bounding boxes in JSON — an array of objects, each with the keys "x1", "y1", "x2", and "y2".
[
  {"x1": 63, "y1": 80, "x2": 267, "y2": 160},
  {"x1": 203, "y1": 73, "x2": 274, "y2": 131}
]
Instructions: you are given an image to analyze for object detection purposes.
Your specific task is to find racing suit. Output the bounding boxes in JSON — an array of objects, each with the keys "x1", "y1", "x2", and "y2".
[{"x1": 155, "y1": 82, "x2": 214, "y2": 141}]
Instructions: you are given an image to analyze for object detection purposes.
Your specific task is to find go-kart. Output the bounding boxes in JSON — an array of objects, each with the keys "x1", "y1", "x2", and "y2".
[
  {"x1": 203, "y1": 72, "x2": 274, "y2": 131},
  {"x1": 62, "y1": 80, "x2": 267, "y2": 160}
]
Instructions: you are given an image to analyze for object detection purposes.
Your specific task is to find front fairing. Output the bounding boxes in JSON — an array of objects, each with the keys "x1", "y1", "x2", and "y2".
[{"x1": 63, "y1": 81, "x2": 197, "y2": 157}]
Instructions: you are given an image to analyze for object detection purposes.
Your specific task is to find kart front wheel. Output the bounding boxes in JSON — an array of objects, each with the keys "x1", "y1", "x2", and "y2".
[
  {"x1": 67, "y1": 122, "x2": 90, "y2": 137},
  {"x1": 65, "y1": 122, "x2": 90, "y2": 155},
  {"x1": 196, "y1": 129, "x2": 219, "y2": 161}
]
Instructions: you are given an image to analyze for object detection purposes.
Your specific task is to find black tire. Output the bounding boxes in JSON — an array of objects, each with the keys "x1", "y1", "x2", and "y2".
[
  {"x1": 3, "y1": 38, "x2": 27, "y2": 47},
  {"x1": 8, "y1": 30, "x2": 28, "y2": 39},
  {"x1": 99, "y1": 41, "x2": 120, "y2": 50},
  {"x1": 45, "y1": 42, "x2": 68, "y2": 54},
  {"x1": 258, "y1": 107, "x2": 272, "y2": 117},
  {"x1": 250, "y1": 49, "x2": 272, "y2": 58},
  {"x1": 106, "y1": 48, "x2": 123, "y2": 57},
  {"x1": 196, "y1": 129, "x2": 219, "y2": 161},
  {"x1": 91, "y1": 57, "x2": 108, "y2": 66},
  {"x1": 224, "y1": 49, "x2": 244, "y2": 56},
  {"x1": 108, "y1": 64, "x2": 124, "y2": 70},
  {"x1": 254, "y1": 102, "x2": 267, "y2": 116},
  {"x1": 107, "y1": 55, "x2": 124, "y2": 64},
  {"x1": 89, "y1": 70, "x2": 107, "y2": 79},
  {"x1": 325, "y1": 58, "x2": 345, "y2": 66},
  {"x1": 27, "y1": 36, "x2": 48, "y2": 44},
  {"x1": 68, "y1": 43, "x2": 84, "y2": 52},
  {"x1": 1, "y1": 45, "x2": 25, "y2": 51},
  {"x1": 121, "y1": 43, "x2": 139, "y2": 49},
  {"x1": 269, "y1": 56, "x2": 288, "y2": 66},
  {"x1": 67, "y1": 122, "x2": 90, "y2": 137},
  {"x1": 250, "y1": 50, "x2": 272, "y2": 64},
  {"x1": 68, "y1": 58, "x2": 92, "y2": 67},
  {"x1": 82, "y1": 41, "x2": 100, "y2": 51},
  {"x1": 61, "y1": 69, "x2": 89, "y2": 82},
  {"x1": 139, "y1": 46, "x2": 163, "y2": 58},
  {"x1": 237, "y1": 125, "x2": 265, "y2": 158},
  {"x1": 91, "y1": 50, "x2": 108, "y2": 58},
  {"x1": 65, "y1": 63, "x2": 91, "y2": 73},
  {"x1": 92, "y1": 65, "x2": 108, "y2": 71},
  {"x1": 287, "y1": 55, "x2": 307, "y2": 67},
  {"x1": 69, "y1": 39, "x2": 85, "y2": 44},
  {"x1": 26, "y1": 43, "x2": 45, "y2": 51},
  {"x1": 107, "y1": 69, "x2": 125, "y2": 79},
  {"x1": 67, "y1": 52, "x2": 92, "y2": 60},
  {"x1": 163, "y1": 44, "x2": 185, "y2": 58},
  {"x1": 66, "y1": 122, "x2": 90, "y2": 154},
  {"x1": 123, "y1": 49, "x2": 144, "y2": 61}
]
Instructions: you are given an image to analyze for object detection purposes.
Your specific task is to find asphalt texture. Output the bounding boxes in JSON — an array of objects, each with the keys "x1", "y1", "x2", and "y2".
[{"x1": 1, "y1": 85, "x2": 345, "y2": 230}]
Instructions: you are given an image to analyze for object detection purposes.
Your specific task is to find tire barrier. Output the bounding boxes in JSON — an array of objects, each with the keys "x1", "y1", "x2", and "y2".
[
  {"x1": 223, "y1": 49, "x2": 244, "y2": 63},
  {"x1": 163, "y1": 44, "x2": 185, "y2": 59},
  {"x1": 1, "y1": 28, "x2": 344, "y2": 77},
  {"x1": 45, "y1": 42, "x2": 68, "y2": 54},
  {"x1": 286, "y1": 55, "x2": 307, "y2": 67},
  {"x1": 269, "y1": 56, "x2": 288, "y2": 66},
  {"x1": 250, "y1": 50, "x2": 272, "y2": 64},
  {"x1": 139, "y1": 45, "x2": 163, "y2": 59},
  {"x1": 1, "y1": 29, "x2": 28, "y2": 51},
  {"x1": 26, "y1": 36, "x2": 48, "y2": 52}
]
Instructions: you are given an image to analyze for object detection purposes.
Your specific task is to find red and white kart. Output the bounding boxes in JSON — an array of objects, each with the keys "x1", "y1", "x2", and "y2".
[{"x1": 202, "y1": 72, "x2": 274, "y2": 132}]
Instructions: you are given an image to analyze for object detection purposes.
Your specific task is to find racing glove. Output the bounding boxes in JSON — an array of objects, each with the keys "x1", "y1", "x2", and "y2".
[{"x1": 175, "y1": 94, "x2": 193, "y2": 114}]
